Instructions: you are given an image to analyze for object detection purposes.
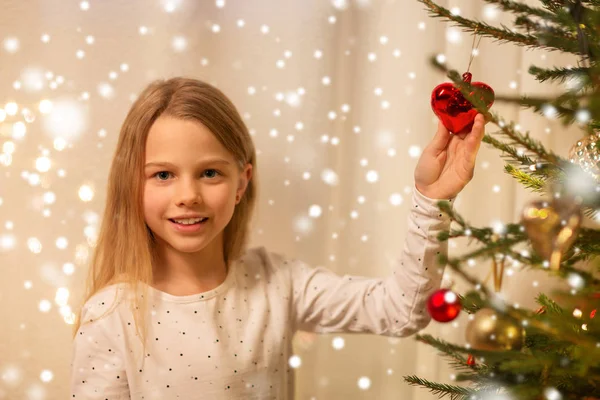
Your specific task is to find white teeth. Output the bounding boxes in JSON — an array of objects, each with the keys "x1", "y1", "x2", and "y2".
[{"x1": 173, "y1": 217, "x2": 206, "y2": 225}]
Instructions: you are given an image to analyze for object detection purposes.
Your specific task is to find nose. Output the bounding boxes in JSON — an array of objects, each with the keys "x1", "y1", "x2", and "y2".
[{"x1": 175, "y1": 177, "x2": 203, "y2": 207}]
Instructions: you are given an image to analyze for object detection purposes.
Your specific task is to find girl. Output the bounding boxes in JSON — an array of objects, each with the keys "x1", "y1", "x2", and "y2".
[{"x1": 70, "y1": 77, "x2": 485, "y2": 399}]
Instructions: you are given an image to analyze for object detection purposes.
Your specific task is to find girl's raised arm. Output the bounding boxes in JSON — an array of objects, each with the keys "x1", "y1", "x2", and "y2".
[{"x1": 285, "y1": 184, "x2": 454, "y2": 337}]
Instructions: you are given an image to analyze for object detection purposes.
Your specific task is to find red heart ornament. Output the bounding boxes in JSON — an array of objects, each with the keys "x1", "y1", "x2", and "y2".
[{"x1": 431, "y1": 72, "x2": 494, "y2": 134}]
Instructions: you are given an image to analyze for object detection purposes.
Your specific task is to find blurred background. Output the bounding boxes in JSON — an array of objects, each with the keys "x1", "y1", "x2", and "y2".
[{"x1": 0, "y1": 0, "x2": 586, "y2": 398}]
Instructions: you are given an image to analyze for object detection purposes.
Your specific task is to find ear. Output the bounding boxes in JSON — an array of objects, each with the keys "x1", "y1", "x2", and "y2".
[{"x1": 236, "y1": 163, "x2": 253, "y2": 204}]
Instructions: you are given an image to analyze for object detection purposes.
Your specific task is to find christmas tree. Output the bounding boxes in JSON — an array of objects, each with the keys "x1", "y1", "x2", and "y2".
[{"x1": 404, "y1": 0, "x2": 600, "y2": 399}]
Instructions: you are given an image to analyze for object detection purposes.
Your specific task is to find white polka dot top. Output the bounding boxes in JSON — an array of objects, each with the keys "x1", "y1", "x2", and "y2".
[{"x1": 70, "y1": 184, "x2": 454, "y2": 399}]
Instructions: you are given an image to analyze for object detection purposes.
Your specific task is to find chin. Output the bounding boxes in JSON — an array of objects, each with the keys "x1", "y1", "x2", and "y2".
[
  {"x1": 167, "y1": 233, "x2": 223, "y2": 254},
  {"x1": 173, "y1": 245, "x2": 209, "y2": 254},
  {"x1": 165, "y1": 238, "x2": 212, "y2": 253}
]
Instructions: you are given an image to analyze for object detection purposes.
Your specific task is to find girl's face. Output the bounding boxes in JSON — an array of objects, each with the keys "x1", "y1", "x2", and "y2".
[{"x1": 143, "y1": 116, "x2": 251, "y2": 258}]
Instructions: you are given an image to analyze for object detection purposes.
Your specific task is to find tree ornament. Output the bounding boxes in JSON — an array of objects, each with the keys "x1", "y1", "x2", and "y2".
[
  {"x1": 568, "y1": 133, "x2": 600, "y2": 180},
  {"x1": 430, "y1": 32, "x2": 494, "y2": 134},
  {"x1": 465, "y1": 308, "x2": 524, "y2": 351},
  {"x1": 490, "y1": 246, "x2": 506, "y2": 293},
  {"x1": 431, "y1": 72, "x2": 494, "y2": 134},
  {"x1": 521, "y1": 196, "x2": 582, "y2": 270},
  {"x1": 427, "y1": 289, "x2": 462, "y2": 322},
  {"x1": 466, "y1": 354, "x2": 476, "y2": 367},
  {"x1": 535, "y1": 306, "x2": 546, "y2": 315}
]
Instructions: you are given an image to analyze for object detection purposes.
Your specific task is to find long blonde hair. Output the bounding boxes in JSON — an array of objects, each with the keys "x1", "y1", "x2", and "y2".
[{"x1": 72, "y1": 77, "x2": 258, "y2": 355}]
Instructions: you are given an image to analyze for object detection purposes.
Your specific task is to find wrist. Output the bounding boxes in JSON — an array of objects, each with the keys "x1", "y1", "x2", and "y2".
[
  {"x1": 415, "y1": 183, "x2": 455, "y2": 201},
  {"x1": 415, "y1": 183, "x2": 436, "y2": 199}
]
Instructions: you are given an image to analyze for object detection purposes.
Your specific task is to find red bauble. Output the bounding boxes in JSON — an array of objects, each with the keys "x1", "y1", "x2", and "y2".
[
  {"x1": 431, "y1": 72, "x2": 495, "y2": 134},
  {"x1": 535, "y1": 306, "x2": 546, "y2": 315},
  {"x1": 466, "y1": 354, "x2": 476, "y2": 367},
  {"x1": 427, "y1": 289, "x2": 462, "y2": 322}
]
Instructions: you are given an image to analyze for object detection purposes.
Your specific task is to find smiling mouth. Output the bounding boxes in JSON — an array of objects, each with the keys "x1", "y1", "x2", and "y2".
[{"x1": 169, "y1": 218, "x2": 209, "y2": 225}]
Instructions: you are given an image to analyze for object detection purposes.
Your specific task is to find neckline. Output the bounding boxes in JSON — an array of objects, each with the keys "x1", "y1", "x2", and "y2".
[{"x1": 146, "y1": 262, "x2": 236, "y2": 304}]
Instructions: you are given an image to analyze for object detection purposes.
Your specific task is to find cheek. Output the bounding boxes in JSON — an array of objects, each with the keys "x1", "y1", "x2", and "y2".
[
  {"x1": 143, "y1": 185, "x2": 164, "y2": 219},
  {"x1": 206, "y1": 185, "x2": 236, "y2": 209}
]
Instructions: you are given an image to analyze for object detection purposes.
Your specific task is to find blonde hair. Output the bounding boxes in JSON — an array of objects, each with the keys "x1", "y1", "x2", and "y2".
[{"x1": 71, "y1": 77, "x2": 258, "y2": 358}]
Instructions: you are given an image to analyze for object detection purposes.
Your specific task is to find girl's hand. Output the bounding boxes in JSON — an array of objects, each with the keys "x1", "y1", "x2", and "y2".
[{"x1": 414, "y1": 114, "x2": 486, "y2": 200}]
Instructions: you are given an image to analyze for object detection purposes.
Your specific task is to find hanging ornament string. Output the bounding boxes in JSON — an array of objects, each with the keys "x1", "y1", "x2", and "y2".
[
  {"x1": 492, "y1": 256, "x2": 505, "y2": 293},
  {"x1": 466, "y1": 29, "x2": 484, "y2": 74},
  {"x1": 479, "y1": 254, "x2": 505, "y2": 292},
  {"x1": 489, "y1": 234, "x2": 505, "y2": 293}
]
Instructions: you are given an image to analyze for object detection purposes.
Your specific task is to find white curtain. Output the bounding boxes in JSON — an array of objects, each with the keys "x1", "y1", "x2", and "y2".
[{"x1": 0, "y1": 0, "x2": 578, "y2": 398}]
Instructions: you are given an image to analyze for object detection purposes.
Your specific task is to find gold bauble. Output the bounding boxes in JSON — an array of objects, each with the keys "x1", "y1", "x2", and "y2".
[
  {"x1": 465, "y1": 308, "x2": 524, "y2": 351},
  {"x1": 568, "y1": 134, "x2": 600, "y2": 180},
  {"x1": 521, "y1": 196, "x2": 582, "y2": 270}
]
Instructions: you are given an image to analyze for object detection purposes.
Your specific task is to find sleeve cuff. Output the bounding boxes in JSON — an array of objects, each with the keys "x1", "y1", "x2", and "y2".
[{"x1": 411, "y1": 183, "x2": 455, "y2": 218}]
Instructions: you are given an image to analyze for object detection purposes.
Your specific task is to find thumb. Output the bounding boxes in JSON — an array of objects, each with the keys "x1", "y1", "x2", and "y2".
[{"x1": 428, "y1": 119, "x2": 451, "y2": 153}]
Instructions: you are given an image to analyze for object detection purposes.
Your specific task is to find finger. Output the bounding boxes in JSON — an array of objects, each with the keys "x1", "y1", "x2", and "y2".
[
  {"x1": 466, "y1": 113, "x2": 486, "y2": 156},
  {"x1": 428, "y1": 119, "x2": 451, "y2": 153},
  {"x1": 473, "y1": 113, "x2": 486, "y2": 137}
]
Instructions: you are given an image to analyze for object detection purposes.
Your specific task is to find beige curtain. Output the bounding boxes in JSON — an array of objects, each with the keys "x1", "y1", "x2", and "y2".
[{"x1": 0, "y1": 0, "x2": 577, "y2": 398}]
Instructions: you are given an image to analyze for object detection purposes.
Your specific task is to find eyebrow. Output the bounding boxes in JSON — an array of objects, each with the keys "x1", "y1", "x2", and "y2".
[{"x1": 144, "y1": 159, "x2": 232, "y2": 169}]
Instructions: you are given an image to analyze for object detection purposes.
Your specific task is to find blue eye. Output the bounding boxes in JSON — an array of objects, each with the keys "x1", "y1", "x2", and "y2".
[
  {"x1": 154, "y1": 171, "x2": 171, "y2": 181},
  {"x1": 152, "y1": 170, "x2": 220, "y2": 181},
  {"x1": 203, "y1": 169, "x2": 220, "y2": 179}
]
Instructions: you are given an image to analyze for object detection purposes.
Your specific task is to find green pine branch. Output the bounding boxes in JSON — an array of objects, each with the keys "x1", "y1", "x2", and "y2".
[
  {"x1": 403, "y1": 375, "x2": 475, "y2": 399},
  {"x1": 572, "y1": 228, "x2": 600, "y2": 255},
  {"x1": 535, "y1": 293, "x2": 564, "y2": 314},
  {"x1": 553, "y1": 1, "x2": 600, "y2": 30},
  {"x1": 417, "y1": 0, "x2": 547, "y2": 47},
  {"x1": 539, "y1": 0, "x2": 574, "y2": 12},
  {"x1": 552, "y1": 4, "x2": 600, "y2": 34},
  {"x1": 416, "y1": 323, "x2": 600, "y2": 392},
  {"x1": 481, "y1": 134, "x2": 565, "y2": 186},
  {"x1": 458, "y1": 291, "x2": 486, "y2": 314},
  {"x1": 408, "y1": 335, "x2": 599, "y2": 396},
  {"x1": 514, "y1": 15, "x2": 577, "y2": 41},
  {"x1": 503, "y1": 163, "x2": 547, "y2": 191},
  {"x1": 434, "y1": 222, "x2": 600, "y2": 291},
  {"x1": 484, "y1": 114, "x2": 565, "y2": 164},
  {"x1": 412, "y1": 334, "x2": 490, "y2": 379},
  {"x1": 416, "y1": 334, "x2": 472, "y2": 355},
  {"x1": 494, "y1": 354, "x2": 600, "y2": 396},
  {"x1": 482, "y1": 133, "x2": 536, "y2": 165},
  {"x1": 417, "y1": 0, "x2": 587, "y2": 55},
  {"x1": 481, "y1": 0, "x2": 557, "y2": 20},
  {"x1": 434, "y1": 207, "x2": 600, "y2": 286},
  {"x1": 529, "y1": 65, "x2": 591, "y2": 86},
  {"x1": 493, "y1": 93, "x2": 586, "y2": 125}
]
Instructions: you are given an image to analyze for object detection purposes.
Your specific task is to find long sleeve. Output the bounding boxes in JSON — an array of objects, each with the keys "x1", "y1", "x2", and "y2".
[
  {"x1": 70, "y1": 289, "x2": 131, "y2": 399},
  {"x1": 288, "y1": 184, "x2": 454, "y2": 337}
]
